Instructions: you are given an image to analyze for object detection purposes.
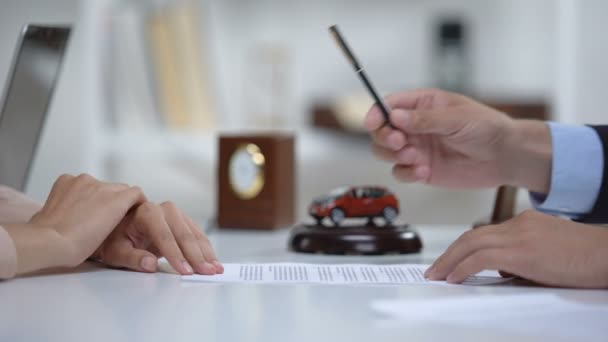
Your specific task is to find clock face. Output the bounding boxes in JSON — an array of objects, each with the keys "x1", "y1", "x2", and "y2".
[{"x1": 229, "y1": 144, "x2": 265, "y2": 199}]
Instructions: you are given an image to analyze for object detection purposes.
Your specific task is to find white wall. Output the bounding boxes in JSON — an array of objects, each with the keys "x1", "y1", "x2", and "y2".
[
  {"x1": 0, "y1": 0, "x2": 565, "y2": 223},
  {"x1": 203, "y1": 0, "x2": 557, "y2": 224},
  {"x1": 209, "y1": 0, "x2": 556, "y2": 128},
  {"x1": 555, "y1": 0, "x2": 608, "y2": 124}
]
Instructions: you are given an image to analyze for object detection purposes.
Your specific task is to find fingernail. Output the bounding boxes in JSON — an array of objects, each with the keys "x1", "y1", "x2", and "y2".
[
  {"x1": 141, "y1": 256, "x2": 157, "y2": 272},
  {"x1": 388, "y1": 131, "x2": 406, "y2": 150},
  {"x1": 363, "y1": 114, "x2": 376, "y2": 130},
  {"x1": 212, "y1": 261, "x2": 224, "y2": 273},
  {"x1": 427, "y1": 272, "x2": 440, "y2": 280},
  {"x1": 182, "y1": 261, "x2": 194, "y2": 274},
  {"x1": 424, "y1": 265, "x2": 434, "y2": 278},
  {"x1": 446, "y1": 274, "x2": 457, "y2": 283},
  {"x1": 200, "y1": 262, "x2": 216, "y2": 275},
  {"x1": 415, "y1": 166, "x2": 430, "y2": 181},
  {"x1": 392, "y1": 109, "x2": 409, "y2": 125}
]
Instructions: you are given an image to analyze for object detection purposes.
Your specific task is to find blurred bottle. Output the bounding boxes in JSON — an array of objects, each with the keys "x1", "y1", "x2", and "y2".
[
  {"x1": 432, "y1": 18, "x2": 472, "y2": 94},
  {"x1": 243, "y1": 43, "x2": 291, "y2": 130}
]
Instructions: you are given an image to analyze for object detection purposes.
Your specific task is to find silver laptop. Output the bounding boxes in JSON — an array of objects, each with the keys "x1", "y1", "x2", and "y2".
[{"x1": 0, "y1": 25, "x2": 70, "y2": 191}]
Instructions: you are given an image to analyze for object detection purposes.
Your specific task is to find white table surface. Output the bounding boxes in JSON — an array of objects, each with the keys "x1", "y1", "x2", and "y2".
[{"x1": 1, "y1": 225, "x2": 607, "y2": 342}]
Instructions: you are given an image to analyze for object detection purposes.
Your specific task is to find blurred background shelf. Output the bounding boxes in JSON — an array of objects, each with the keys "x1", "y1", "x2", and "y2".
[
  {"x1": 1, "y1": 0, "x2": 606, "y2": 225},
  {"x1": 311, "y1": 95, "x2": 549, "y2": 135}
]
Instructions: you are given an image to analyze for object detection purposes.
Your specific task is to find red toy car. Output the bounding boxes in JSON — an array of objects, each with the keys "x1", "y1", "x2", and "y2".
[{"x1": 309, "y1": 186, "x2": 399, "y2": 226}]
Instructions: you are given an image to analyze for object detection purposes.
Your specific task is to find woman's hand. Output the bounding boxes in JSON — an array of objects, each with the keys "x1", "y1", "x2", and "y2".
[
  {"x1": 5, "y1": 174, "x2": 147, "y2": 274},
  {"x1": 4, "y1": 173, "x2": 223, "y2": 276},
  {"x1": 365, "y1": 88, "x2": 553, "y2": 193},
  {"x1": 92, "y1": 201, "x2": 223, "y2": 275},
  {"x1": 425, "y1": 210, "x2": 608, "y2": 288}
]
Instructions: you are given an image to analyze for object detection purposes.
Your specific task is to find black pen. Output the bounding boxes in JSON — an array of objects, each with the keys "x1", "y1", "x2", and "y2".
[{"x1": 329, "y1": 25, "x2": 394, "y2": 128}]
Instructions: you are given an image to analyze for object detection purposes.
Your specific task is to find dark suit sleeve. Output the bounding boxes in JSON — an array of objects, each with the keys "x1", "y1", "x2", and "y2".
[{"x1": 577, "y1": 126, "x2": 608, "y2": 223}]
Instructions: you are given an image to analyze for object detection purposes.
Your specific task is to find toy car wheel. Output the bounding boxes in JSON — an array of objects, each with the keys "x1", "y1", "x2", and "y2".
[
  {"x1": 312, "y1": 215, "x2": 323, "y2": 225},
  {"x1": 330, "y1": 208, "x2": 345, "y2": 226},
  {"x1": 382, "y1": 206, "x2": 397, "y2": 224}
]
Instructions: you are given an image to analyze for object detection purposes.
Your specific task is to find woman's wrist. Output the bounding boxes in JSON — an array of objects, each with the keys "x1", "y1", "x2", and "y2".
[
  {"x1": 3, "y1": 223, "x2": 72, "y2": 274},
  {"x1": 0, "y1": 186, "x2": 43, "y2": 224},
  {"x1": 501, "y1": 119, "x2": 553, "y2": 193}
]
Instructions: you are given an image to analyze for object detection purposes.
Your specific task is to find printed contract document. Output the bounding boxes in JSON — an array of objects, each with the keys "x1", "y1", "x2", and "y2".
[{"x1": 182, "y1": 263, "x2": 510, "y2": 286}]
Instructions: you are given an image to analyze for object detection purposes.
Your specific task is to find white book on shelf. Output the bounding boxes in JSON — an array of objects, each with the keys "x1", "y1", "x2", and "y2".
[
  {"x1": 146, "y1": 1, "x2": 217, "y2": 131},
  {"x1": 106, "y1": 3, "x2": 162, "y2": 131}
]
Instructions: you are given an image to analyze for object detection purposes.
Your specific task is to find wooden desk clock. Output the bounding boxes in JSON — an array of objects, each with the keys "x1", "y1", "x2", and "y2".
[{"x1": 217, "y1": 134, "x2": 295, "y2": 229}]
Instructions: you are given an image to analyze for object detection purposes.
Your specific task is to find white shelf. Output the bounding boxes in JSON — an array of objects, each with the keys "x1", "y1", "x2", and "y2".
[
  {"x1": 101, "y1": 129, "x2": 217, "y2": 162},
  {"x1": 100, "y1": 127, "x2": 375, "y2": 164}
]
